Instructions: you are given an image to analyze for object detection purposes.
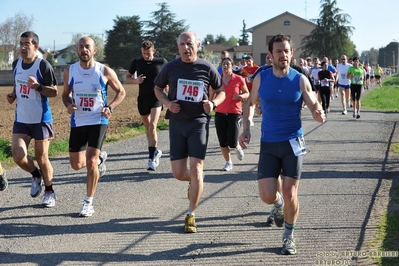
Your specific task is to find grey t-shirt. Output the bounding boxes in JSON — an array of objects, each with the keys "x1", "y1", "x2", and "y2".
[{"x1": 154, "y1": 58, "x2": 222, "y2": 122}]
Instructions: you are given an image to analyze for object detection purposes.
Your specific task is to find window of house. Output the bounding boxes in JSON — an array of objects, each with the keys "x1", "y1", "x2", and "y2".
[{"x1": 284, "y1": 20, "x2": 290, "y2": 26}]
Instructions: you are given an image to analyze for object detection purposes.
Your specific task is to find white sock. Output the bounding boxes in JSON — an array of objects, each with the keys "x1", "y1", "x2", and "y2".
[
  {"x1": 84, "y1": 196, "x2": 93, "y2": 204},
  {"x1": 274, "y1": 191, "x2": 284, "y2": 208}
]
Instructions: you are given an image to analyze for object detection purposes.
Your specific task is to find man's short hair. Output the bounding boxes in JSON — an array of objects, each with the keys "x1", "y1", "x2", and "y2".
[
  {"x1": 268, "y1": 33, "x2": 293, "y2": 53},
  {"x1": 142, "y1": 40, "x2": 154, "y2": 50},
  {"x1": 21, "y1": 31, "x2": 39, "y2": 45}
]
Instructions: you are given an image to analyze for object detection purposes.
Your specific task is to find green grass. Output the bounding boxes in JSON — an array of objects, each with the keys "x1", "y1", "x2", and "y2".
[
  {"x1": 48, "y1": 140, "x2": 69, "y2": 156},
  {"x1": 392, "y1": 143, "x2": 399, "y2": 154},
  {"x1": 0, "y1": 120, "x2": 170, "y2": 167},
  {"x1": 364, "y1": 74, "x2": 399, "y2": 265},
  {"x1": 0, "y1": 138, "x2": 13, "y2": 168},
  {"x1": 104, "y1": 120, "x2": 168, "y2": 143},
  {"x1": 0, "y1": 138, "x2": 12, "y2": 161},
  {"x1": 362, "y1": 74, "x2": 399, "y2": 112},
  {"x1": 370, "y1": 209, "x2": 399, "y2": 265}
]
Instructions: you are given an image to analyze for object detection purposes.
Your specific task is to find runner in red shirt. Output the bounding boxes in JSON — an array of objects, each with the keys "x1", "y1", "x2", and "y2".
[{"x1": 243, "y1": 55, "x2": 259, "y2": 126}]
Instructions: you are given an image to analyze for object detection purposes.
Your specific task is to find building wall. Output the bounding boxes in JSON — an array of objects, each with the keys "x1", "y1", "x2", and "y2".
[{"x1": 252, "y1": 13, "x2": 315, "y2": 65}]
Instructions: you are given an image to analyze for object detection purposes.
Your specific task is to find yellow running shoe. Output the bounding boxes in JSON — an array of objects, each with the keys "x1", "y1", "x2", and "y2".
[
  {"x1": 184, "y1": 214, "x2": 197, "y2": 233},
  {"x1": 0, "y1": 163, "x2": 8, "y2": 191}
]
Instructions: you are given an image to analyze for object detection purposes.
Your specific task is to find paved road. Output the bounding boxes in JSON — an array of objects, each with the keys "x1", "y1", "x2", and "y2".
[{"x1": 1, "y1": 86, "x2": 398, "y2": 266}]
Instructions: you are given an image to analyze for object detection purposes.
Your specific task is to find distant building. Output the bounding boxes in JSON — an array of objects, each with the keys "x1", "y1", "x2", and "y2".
[
  {"x1": 0, "y1": 45, "x2": 14, "y2": 65},
  {"x1": 247, "y1": 11, "x2": 317, "y2": 65},
  {"x1": 53, "y1": 47, "x2": 72, "y2": 66},
  {"x1": 36, "y1": 49, "x2": 43, "y2": 59}
]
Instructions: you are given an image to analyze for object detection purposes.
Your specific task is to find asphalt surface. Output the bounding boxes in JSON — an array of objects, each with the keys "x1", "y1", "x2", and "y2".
[{"x1": 1, "y1": 85, "x2": 398, "y2": 266}]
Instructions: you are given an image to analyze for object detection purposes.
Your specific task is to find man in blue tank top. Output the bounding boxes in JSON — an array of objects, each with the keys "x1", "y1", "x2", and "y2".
[{"x1": 239, "y1": 34, "x2": 325, "y2": 255}]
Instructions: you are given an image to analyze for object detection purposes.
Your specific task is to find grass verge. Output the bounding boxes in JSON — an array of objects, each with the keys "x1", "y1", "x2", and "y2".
[
  {"x1": 363, "y1": 74, "x2": 399, "y2": 265},
  {"x1": 362, "y1": 74, "x2": 399, "y2": 112},
  {"x1": 0, "y1": 120, "x2": 169, "y2": 169}
]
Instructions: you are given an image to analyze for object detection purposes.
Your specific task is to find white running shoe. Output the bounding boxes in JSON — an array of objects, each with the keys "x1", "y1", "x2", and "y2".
[
  {"x1": 342, "y1": 110, "x2": 347, "y2": 115},
  {"x1": 99, "y1": 151, "x2": 107, "y2": 177},
  {"x1": 236, "y1": 146, "x2": 244, "y2": 161},
  {"x1": 42, "y1": 192, "x2": 57, "y2": 208},
  {"x1": 153, "y1": 149, "x2": 162, "y2": 168},
  {"x1": 79, "y1": 201, "x2": 95, "y2": 217},
  {"x1": 147, "y1": 159, "x2": 156, "y2": 171},
  {"x1": 30, "y1": 177, "x2": 42, "y2": 197},
  {"x1": 222, "y1": 161, "x2": 233, "y2": 171}
]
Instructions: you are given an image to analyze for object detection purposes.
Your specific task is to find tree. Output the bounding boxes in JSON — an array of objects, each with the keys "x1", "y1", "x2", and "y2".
[
  {"x1": 144, "y1": 2, "x2": 188, "y2": 61},
  {"x1": 61, "y1": 34, "x2": 105, "y2": 65},
  {"x1": 301, "y1": 0, "x2": 354, "y2": 60},
  {"x1": 91, "y1": 35, "x2": 105, "y2": 62},
  {"x1": 202, "y1": 34, "x2": 215, "y2": 46},
  {"x1": 361, "y1": 48, "x2": 379, "y2": 66},
  {"x1": 61, "y1": 34, "x2": 82, "y2": 64},
  {"x1": 198, "y1": 49, "x2": 219, "y2": 67},
  {"x1": 238, "y1": 20, "x2": 249, "y2": 45},
  {"x1": 105, "y1": 15, "x2": 143, "y2": 69},
  {"x1": 377, "y1": 42, "x2": 398, "y2": 67},
  {"x1": 227, "y1": 36, "x2": 239, "y2": 47},
  {"x1": 0, "y1": 12, "x2": 34, "y2": 59},
  {"x1": 215, "y1": 34, "x2": 227, "y2": 45},
  {"x1": 46, "y1": 53, "x2": 56, "y2": 67}
]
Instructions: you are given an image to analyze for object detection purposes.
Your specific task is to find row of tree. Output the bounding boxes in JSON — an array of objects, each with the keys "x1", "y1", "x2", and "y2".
[{"x1": 0, "y1": 1, "x2": 396, "y2": 69}]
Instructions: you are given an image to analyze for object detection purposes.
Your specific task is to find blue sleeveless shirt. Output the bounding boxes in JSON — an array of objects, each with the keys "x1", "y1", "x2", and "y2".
[{"x1": 258, "y1": 67, "x2": 303, "y2": 142}]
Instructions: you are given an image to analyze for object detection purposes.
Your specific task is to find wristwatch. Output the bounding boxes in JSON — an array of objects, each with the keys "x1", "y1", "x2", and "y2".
[
  {"x1": 211, "y1": 101, "x2": 217, "y2": 110},
  {"x1": 37, "y1": 85, "x2": 43, "y2": 92},
  {"x1": 106, "y1": 105, "x2": 114, "y2": 113}
]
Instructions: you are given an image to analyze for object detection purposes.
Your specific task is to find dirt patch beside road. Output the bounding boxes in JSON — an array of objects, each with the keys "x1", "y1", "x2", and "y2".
[{"x1": 0, "y1": 84, "x2": 163, "y2": 142}]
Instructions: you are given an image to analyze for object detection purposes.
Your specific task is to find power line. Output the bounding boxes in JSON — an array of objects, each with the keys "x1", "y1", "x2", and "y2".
[{"x1": 305, "y1": 0, "x2": 308, "y2": 20}]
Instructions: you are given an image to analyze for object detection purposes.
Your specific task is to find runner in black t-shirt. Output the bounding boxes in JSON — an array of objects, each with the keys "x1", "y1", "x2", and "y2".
[
  {"x1": 154, "y1": 32, "x2": 225, "y2": 234},
  {"x1": 126, "y1": 41, "x2": 167, "y2": 171},
  {"x1": 318, "y1": 61, "x2": 335, "y2": 115}
]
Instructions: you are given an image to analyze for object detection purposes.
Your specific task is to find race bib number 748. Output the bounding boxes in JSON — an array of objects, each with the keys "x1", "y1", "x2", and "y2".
[{"x1": 176, "y1": 79, "x2": 205, "y2": 103}]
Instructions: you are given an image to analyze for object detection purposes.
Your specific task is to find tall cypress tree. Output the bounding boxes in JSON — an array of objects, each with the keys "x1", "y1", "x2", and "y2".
[
  {"x1": 144, "y1": 2, "x2": 188, "y2": 61},
  {"x1": 301, "y1": 0, "x2": 354, "y2": 60},
  {"x1": 104, "y1": 15, "x2": 143, "y2": 69},
  {"x1": 238, "y1": 20, "x2": 249, "y2": 46}
]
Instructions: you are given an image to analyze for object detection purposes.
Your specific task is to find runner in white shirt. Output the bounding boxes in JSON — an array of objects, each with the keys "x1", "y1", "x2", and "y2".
[
  {"x1": 336, "y1": 55, "x2": 352, "y2": 115},
  {"x1": 62, "y1": 36, "x2": 126, "y2": 217}
]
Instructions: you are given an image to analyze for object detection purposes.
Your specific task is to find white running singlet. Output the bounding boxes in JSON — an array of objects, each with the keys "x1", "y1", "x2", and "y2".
[
  {"x1": 337, "y1": 63, "x2": 352, "y2": 86},
  {"x1": 14, "y1": 57, "x2": 52, "y2": 124},
  {"x1": 68, "y1": 61, "x2": 108, "y2": 127}
]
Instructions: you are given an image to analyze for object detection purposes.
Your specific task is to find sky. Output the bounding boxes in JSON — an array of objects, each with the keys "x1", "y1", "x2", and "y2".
[{"x1": 0, "y1": 0, "x2": 398, "y2": 55}]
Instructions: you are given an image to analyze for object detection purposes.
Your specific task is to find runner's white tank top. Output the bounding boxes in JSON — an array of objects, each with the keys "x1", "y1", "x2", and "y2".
[
  {"x1": 337, "y1": 64, "x2": 352, "y2": 86},
  {"x1": 68, "y1": 61, "x2": 108, "y2": 127},
  {"x1": 14, "y1": 57, "x2": 53, "y2": 124}
]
